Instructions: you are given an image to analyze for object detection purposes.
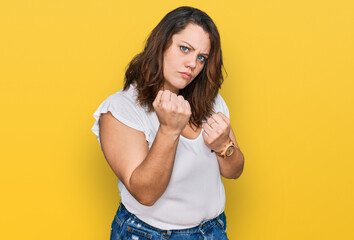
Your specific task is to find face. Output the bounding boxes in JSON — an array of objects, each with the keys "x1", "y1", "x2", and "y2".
[{"x1": 162, "y1": 23, "x2": 211, "y2": 94}]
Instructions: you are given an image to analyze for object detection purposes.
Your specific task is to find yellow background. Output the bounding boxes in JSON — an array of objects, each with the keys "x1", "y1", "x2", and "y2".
[{"x1": 1, "y1": 0, "x2": 353, "y2": 239}]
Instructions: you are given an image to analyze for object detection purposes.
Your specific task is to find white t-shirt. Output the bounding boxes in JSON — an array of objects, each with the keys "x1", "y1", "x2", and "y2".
[{"x1": 91, "y1": 84, "x2": 230, "y2": 230}]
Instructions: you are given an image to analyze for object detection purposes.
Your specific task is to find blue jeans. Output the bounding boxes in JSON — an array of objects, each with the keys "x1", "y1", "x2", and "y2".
[{"x1": 110, "y1": 203, "x2": 229, "y2": 240}]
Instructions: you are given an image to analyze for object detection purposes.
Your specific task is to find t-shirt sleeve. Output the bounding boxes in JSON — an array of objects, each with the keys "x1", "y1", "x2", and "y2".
[
  {"x1": 213, "y1": 93, "x2": 230, "y2": 119},
  {"x1": 91, "y1": 90, "x2": 151, "y2": 147}
]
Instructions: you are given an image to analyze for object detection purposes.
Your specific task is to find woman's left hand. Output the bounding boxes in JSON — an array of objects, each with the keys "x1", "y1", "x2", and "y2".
[{"x1": 202, "y1": 112, "x2": 231, "y2": 153}]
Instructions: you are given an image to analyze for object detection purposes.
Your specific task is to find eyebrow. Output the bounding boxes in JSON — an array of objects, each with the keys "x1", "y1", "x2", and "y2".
[{"x1": 182, "y1": 41, "x2": 209, "y2": 56}]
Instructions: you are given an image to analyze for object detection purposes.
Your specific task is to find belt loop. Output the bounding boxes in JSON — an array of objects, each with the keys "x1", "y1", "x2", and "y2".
[
  {"x1": 199, "y1": 220, "x2": 209, "y2": 233},
  {"x1": 217, "y1": 218, "x2": 224, "y2": 229}
]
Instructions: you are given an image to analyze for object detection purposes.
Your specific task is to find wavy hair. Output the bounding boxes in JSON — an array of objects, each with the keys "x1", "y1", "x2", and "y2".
[{"x1": 124, "y1": 6, "x2": 224, "y2": 128}]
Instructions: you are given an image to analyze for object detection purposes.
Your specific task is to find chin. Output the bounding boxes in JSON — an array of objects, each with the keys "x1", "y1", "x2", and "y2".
[
  {"x1": 167, "y1": 82, "x2": 185, "y2": 92},
  {"x1": 175, "y1": 80, "x2": 193, "y2": 90},
  {"x1": 176, "y1": 83, "x2": 188, "y2": 90},
  {"x1": 164, "y1": 76, "x2": 192, "y2": 92}
]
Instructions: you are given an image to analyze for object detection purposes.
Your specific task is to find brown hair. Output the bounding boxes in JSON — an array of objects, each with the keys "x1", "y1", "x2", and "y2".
[{"x1": 124, "y1": 6, "x2": 224, "y2": 128}]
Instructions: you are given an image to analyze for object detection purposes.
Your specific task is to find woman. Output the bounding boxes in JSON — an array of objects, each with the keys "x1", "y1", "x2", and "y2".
[{"x1": 92, "y1": 6, "x2": 244, "y2": 240}]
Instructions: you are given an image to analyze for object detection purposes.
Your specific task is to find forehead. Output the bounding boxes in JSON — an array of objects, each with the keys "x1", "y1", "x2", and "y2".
[{"x1": 172, "y1": 23, "x2": 211, "y2": 53}]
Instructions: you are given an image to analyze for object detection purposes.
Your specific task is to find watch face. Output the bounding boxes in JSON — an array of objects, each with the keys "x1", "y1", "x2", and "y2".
[{"x1": 225, "y1": 145, "x2": 235, "y2": 157}]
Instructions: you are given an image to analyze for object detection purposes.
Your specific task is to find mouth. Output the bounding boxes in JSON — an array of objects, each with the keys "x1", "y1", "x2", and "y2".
[{"x1": 180, "y1": 72, "x2": 192, "y2": 80}]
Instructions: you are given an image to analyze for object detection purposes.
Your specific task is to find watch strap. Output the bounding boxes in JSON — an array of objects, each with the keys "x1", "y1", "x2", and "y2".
[{"x1": 212, "y1": 139, "x2": 237, "y2": 158}]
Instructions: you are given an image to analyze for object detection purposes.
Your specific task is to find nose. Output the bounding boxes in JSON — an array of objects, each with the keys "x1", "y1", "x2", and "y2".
[{"x1": 185, "y1": 54, "x2": 197, "y2": 69}]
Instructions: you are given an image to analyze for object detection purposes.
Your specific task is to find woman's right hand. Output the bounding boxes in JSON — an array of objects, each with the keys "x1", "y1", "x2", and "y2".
[{"x1": 153, "y1": 90, "x2": 191, "y2": 135}]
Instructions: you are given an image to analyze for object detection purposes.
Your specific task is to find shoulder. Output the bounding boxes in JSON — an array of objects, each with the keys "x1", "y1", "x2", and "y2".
[
  {"x1": 107, "y1": 84, "x2": 139, "y2": 106},
  {"x1": 214, "y1": 93, "x2": 227, "y2": 105},
  {"x1": 92, "y1": 84, "x2": 151, "y2": 144},
  {"x1": 99, "y1": 84, "x2": 146, "y2": 114},
  {"x1": 213, "y1": 93, "x2": 230, "y2": 119}
]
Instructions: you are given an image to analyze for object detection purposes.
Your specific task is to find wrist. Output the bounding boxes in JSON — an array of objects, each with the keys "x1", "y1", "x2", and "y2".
[
  {"x1": 158, "y1": 126, "x2": 181, "y2": 139},
  {"x1": 213, "y1": 138, "x2": 231, "y2": 153},
  {"x1": 212, "y1": 138, "x2": 238, "y2": 159}
]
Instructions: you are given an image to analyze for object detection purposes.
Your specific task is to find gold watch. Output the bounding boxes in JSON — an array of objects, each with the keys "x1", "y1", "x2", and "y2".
[{"x1": 212, "y1": 139, "x2": 237, "y2": 159}]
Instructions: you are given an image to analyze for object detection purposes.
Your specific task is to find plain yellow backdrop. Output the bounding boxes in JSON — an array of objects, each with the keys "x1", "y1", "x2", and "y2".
[{"x1": 1, "y1": 0, "x2": 353, "y2": 239}]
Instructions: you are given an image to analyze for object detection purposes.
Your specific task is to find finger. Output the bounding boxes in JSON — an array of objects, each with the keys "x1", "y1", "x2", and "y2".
[
  {"x1": 181, "y1": 96, "x2": 191, "y2": 114},
  {"x1": 169, "y1": 93, "x2": 179, "y2": 111},
  {"x1": 177, "y1": 95, "x2": 186, "y2": 112},
  {"x1": 185, "y1": 100, "x2": 191, "y2": 114},
  {"x1": 212, "y1": 113, "x2": 230, "y2": 134},
  {"x1": 202, "y1": 128, "x2": 209, "y2": 137},
  {"x1": 207, "y1": 118, "x2": 217, "y2": 128},
  {"x1": 171, "y1": 92, "x2": 178, "y2": 103},
  {"x1": 203, "y1": 122, "x2": 214, "y2": 136},
  {"x1": 177, "y1": 95, "x2": 185, "y2": 105},
  {"x1": 211, "y1": 114, "x2": 224, "y2": 125},
  {"x1": 153, "y1": 90, "x2": 163, "y2": 107},
  {"x1": 217, "y1": 112, "x2": 230, "y2": 124},
  {"x1": 161, "y1": 90, "x2": 171, "y2": 103}
]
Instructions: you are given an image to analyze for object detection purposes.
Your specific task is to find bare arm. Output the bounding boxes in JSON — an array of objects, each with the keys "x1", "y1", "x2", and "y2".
[{"x1": 99, "y1": 90, "x2": 191, "y2": 206}]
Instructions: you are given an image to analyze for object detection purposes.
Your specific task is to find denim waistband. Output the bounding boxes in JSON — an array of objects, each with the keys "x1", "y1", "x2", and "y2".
[{"x1": 117, "y1": 203, "x2": 226, "y2": 236}]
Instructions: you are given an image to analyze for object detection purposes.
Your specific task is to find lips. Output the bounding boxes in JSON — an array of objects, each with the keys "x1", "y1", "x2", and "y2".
[{"x1": 180, "y1": 72, "x2": 192, "y2": 80}]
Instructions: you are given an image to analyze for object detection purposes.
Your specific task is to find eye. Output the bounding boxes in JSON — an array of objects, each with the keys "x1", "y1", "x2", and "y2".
[
  {"x1": 197, "y1": 55, "x2": 207, "y2": 62},
  {"x1": 180, "y1": 46, "x2": 189, "y2": 52}
]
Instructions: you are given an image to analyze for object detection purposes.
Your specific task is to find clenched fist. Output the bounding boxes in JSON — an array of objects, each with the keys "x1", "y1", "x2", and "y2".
[
  {"x1": 153, "y1": 90, "x2": 191, "y2": 135},
  {"x1": 202, "y1": 112, "x2": 231, "y2": 153}
]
